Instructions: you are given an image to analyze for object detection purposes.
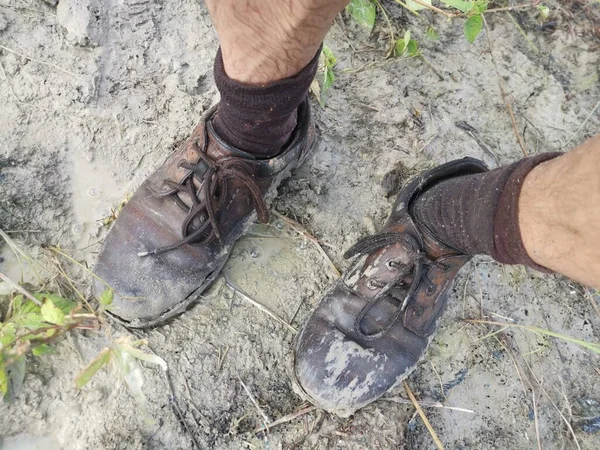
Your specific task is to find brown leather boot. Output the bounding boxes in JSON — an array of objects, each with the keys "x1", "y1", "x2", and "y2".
[
  {"x1": 93, "y1": 101, "x2": 315, "y2": 327},
  {"x1": 292, "y1": 157, "x2": 488, "y2": 417}
]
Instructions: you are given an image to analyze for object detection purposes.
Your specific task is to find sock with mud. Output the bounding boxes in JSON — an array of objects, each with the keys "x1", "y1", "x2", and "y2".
[
  {"x1": 212, "y1": 48, "x2": 320, "y2": 158},
  {"x1": 412, "y1": 153, "x2": 562, "y2": 270}
]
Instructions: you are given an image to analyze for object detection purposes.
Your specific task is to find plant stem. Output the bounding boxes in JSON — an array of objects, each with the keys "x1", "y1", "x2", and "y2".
[{"x1": 0, "y1": 272, "x2": 42, "y2": 306}]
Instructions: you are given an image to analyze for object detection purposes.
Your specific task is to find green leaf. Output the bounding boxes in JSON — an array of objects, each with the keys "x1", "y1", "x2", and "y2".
[
  {"x1": 537, "y1": 4, "x2": 549, "y2": 21},
  {"x1": 394, "y1": 37, "x2": 419, "y2": 58},
  {"x1": 14, "y1": 297, "x2": 39, "y2": 315},
  {"x1": 12, "y1": 295, "x2": 23, "y2": 313},
  {"x1": 10, "y1": 295, "x2": 43, "y2": 330},
  {"x1": 322, "y1": 45, "x2": 337, "y2": 67},
  {"x1": 32, "y1": 343, "x2": 54, "y2": 356},
  {"x1": 440, "y1": 0, "x2": 473, "y2": 13},
  {"x1": 0, "y1": 356, "x2": 7, "y2": 396},
  {"x1": 426, "y1": 26, "x2": 439, "y2": 41},
  {"x1": 99, "y1": 288, "x2": 114, "y2": 307},
  {"x1": 37, "y1": 293, "x2": 76, "y2": 314},
  {"x1": 464, "y1": 14, "x2": 484, "y2": 44},
  {"x1": 321, "y1": 45, "x2": 337, "y2": 99},
  {"x1": 121, "y1": 346, "x2": 168, "y2": 371},
  {"x1": 406, "y1": 39, "x2": 419, "y2": 57},
  {"x1": 323, "y1": 67, "x2": 335, "y2": 97},
  {"x1": 0, "y1": 323, "x2": 16, "y2": 348},
  {"x1": 346, "y1": 0, "x2": 376, "y2": 31},
  {"x1": 75, "y1": 347, "x2": 112, "y2": 388},
  {"x1": 472, "y1": 0, "x2": 488, "y2": 14},
  {"x1": 14, "y1": 313, "x2": 44, "y2": 330},
  {"x1": 395, "y1": 39, "x2": 406, "y2": 56},
  {"x1": 405, "y1": 0, "x2": 431, "y2": 12},
  {"x1": 41, "y1": 299, "x2": 65, "y2": 325}
]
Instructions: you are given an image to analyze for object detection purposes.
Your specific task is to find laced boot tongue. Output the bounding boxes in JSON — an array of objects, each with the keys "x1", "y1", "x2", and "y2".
[
  {"x1": 344, "y1": 233, "x2": 418, "y2": 299},
  {"x1": 139, "y1": 127, "x2": 269, "y2": 258},
  {"x1": 343, "y1": 232, "x2": 438, "y2": 341}
]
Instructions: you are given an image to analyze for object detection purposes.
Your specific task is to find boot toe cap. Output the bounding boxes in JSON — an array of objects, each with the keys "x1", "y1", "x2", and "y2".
[{"x1": 293, "y1": 290, "x2": 420, "y2": 416}]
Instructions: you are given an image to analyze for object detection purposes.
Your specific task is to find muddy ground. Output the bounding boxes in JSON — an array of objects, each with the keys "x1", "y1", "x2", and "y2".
[{"x1": 1, "y1": 0, "x2": 600, "y2": 449}]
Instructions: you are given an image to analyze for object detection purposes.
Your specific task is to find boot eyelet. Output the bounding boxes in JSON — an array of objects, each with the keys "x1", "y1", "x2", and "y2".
[
  {"x1": 386, "y1": 260, "x2": 399, "y2": 271},
  {"x1": 425, "y1": 285, "x2": 436, "y2": 296},
  {"x1": 440, "y1": 263, "x2": 450, "y2": 273},
  {"x1": 367, "y1": 279, "x2": 381, "y2": 290}
]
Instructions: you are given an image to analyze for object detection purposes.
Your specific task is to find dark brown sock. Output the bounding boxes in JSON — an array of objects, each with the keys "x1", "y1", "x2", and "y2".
[
  {"x1": 412, "y1": 153, "x2": 562, "y2": 270},
  {"x1": 212, "y1": 48, "x2": 320, "y2": 158}
]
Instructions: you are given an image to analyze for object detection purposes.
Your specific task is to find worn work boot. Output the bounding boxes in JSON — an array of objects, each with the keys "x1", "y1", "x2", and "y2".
[
  {"x1": 93, "y1": 101, "x2": 315, "y2": 327},
  {"x1": 292, "y1": 158, "x2": 488, "y2": 417}
]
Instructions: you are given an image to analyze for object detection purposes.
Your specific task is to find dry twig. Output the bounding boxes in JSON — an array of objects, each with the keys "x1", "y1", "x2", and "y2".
[
  {"x1": 254, "y1": 405, "x2": 317, "y2": 433},
  {"x1": 382, "y1": 396, "x2": 474, "y2": 414},
  {"x1": 239, "y1": 377, "x2": 271, "y2": 432},
  {"x1": 0, "y1": 271, "x2": 42, "y2": 306},
  {"x1": 404, "y1": 381, "x2": 444, "y2": 450},
  {"x1": 0, "y1": 44, "x2": 80, "y2": 78}
]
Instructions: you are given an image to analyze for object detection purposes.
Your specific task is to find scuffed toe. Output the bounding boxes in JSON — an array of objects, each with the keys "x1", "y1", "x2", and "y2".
[{"x1": 293, "y1": 283, "x2": 420, "y2": 416}]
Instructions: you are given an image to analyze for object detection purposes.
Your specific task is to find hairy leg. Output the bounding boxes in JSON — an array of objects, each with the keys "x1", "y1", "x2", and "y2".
[
  {"x1": 205, "y1": 0, "x2": 349, "y2": 84},
  {"x1": 520, "y1": 136, "x2": 600, "y2": 288}
]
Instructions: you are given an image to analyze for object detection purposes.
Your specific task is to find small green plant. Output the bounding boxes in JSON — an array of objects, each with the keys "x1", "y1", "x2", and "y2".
[
  {"x1": 75, "y1": 336, "x2": 167, "y2": 412},
  {"x1": 0, "y1": 291, "x2": 97, "y2": 397},
  {"x1": 346, "y1": 0, "x2": 377, "y2": 31},
  {"x1": 0, "y1": 231, "x2": 167, "y2": 411},
  {"x1": 312, "y1": 1, "x2": 552, "y2": 104},
  {"x1": 311, "y1": 44, "x2": 338, "y2": 107},
  {"x1": 345, "y1": 1, "x2": 552, "y2": 45},
  {"x1": 394, "y1": 30, "x2": 420, "y2": 58}
]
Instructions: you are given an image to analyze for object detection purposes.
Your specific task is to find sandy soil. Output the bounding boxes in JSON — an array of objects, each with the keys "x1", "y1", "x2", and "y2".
[{"x1": 1, "y1": 0, "x2": 600, "y2": 449}]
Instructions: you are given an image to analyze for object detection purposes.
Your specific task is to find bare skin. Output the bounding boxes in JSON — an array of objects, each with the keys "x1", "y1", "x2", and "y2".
[
  {"x1": 204, "y1": 0, "x2": 349, "y2": 84},
  {"x1": 204, "y1": 0, "x2": 600, "y2": 289},
  {"x1": 520, "y1": 136, "x2": 600, "y2": 289}
]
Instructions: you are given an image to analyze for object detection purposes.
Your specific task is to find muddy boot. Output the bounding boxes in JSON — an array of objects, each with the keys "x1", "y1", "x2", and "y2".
[
  {"x1": 292, "y1": 157, "x2": 488, "y2": 417},
  {"x1": 93, "y1": 101, "x2": 316, "y2": 327}
]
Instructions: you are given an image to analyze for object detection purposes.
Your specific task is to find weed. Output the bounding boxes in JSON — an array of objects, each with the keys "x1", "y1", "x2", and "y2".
[
  {"x1": 317, "y1": 0, "x2": 553, "y2": 97},
  {"x1": 311, "y1": 44, "x2": 338, "y2": 107},
  {"x1": 0, "y1": 231, "x2": 166, "y2": 411}
]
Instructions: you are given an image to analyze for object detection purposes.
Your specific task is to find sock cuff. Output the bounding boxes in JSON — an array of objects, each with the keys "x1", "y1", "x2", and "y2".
[
  {"x1": 492, "y1": 152, "x2": 562, "y2": 271},
  {"x1": 213, "y1": 46, "x2": 320, "y2": 119}
]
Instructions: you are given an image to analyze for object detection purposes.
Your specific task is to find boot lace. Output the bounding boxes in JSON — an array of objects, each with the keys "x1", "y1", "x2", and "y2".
[
  {"x1": 138, "y1": 126, "x2": 269, "y2": 257},
  {"x1": 343, "y1": 232, "x2": 449, "y2": 341}
]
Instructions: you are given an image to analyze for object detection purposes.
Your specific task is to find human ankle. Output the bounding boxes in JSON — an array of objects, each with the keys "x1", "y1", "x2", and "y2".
[
  {"x1": 519, "y1": 139, "x2": 600, "y2": 287},
  {"x1": 412, "y1": 154, "x2": 561, "y2": 269},
  {"x1": 211, "y1": 47, "x2": 319, "y2": 158}
]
